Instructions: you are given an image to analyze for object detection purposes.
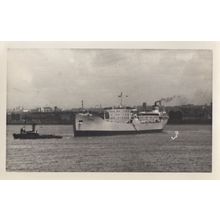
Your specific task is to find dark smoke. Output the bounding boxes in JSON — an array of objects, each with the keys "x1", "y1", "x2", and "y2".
[
  {"x1": 158, "y1": 91, "x2": 212, "y2": 106},
  {"x1": 159, "y1": 96, "x2": 179, "y2": 103},
  {"x1": 157, "y1": 95, "x2": 189, "y2": 106}
]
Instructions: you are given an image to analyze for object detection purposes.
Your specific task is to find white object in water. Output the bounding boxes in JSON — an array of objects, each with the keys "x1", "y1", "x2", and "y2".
[{"x1": 171, "y1": 131, "x2": 179, "y2": 140}]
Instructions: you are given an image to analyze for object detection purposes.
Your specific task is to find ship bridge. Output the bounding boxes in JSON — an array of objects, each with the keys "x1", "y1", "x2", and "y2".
[{"x1": 104, "y1": 108, "x2": 132, "y2": 123}]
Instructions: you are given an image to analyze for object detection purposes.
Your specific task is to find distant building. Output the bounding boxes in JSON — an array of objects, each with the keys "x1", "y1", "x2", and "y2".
[
  {"x1": 43, "y1": 107, "x2": 53, "y2": 112},
  {"x1": 142, "y1": 102, "x2": 147, "y2": 111},
  {"x1": 12, "y1": 106, "x2": 24, "y2": 112},
  {"x1": 54, "y1": 106, "x2": 62, "y2": 112},
  {"x1": 22, "y1": 109, "x2": 30, "y2": 113},
  {"x1": 166, "y1": 104, "x2": 212, "y2": 124},
  {"x1": 30, "y1": 107, "x2": 42, "y2": 112}
]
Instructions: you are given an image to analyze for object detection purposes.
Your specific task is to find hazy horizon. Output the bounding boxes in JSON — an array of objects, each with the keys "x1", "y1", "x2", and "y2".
[{"x1": 7, "y1": 49, "x2": 212, "y2": 109}]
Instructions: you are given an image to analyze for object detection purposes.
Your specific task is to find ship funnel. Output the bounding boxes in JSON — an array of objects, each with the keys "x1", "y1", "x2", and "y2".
[{"x1": 154, "y1": 100, "x2": 161, "y2": 106}]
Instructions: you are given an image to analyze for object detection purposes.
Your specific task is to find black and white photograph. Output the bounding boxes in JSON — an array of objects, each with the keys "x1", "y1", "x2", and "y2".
[
  {"x1": 6, "y1": 47, "x2": 212, "y2": 172},
  {"x1": 1, "y1": 1, "x2": 220, "y2": 220}
]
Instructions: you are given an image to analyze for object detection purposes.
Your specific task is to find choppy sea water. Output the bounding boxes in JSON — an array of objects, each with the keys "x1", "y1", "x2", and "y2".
[{"x1": 6, "y1": 124, "x2": 212, "y2": 172}]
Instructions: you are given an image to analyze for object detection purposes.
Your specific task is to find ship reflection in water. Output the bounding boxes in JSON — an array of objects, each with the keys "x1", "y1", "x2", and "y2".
[{"x1": 6, "y1": 124, "x2": 212, "y2": 172}]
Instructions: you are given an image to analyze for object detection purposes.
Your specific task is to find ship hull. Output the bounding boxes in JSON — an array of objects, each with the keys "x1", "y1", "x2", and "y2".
[
  {"x1": 13, "y1": 133, "x2": 62, "y2": 139},
  {"x1": 74, "y1": 129, "x2": 163, "y2": 137},
  {"x1": 74, "y1": 113, "x2": 168, "y2": 137}
]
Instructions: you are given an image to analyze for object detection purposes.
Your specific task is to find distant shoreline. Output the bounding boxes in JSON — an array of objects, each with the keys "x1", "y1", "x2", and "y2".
[{"x1": 6, "y1": 122, "x2": 212, "y2": 125}]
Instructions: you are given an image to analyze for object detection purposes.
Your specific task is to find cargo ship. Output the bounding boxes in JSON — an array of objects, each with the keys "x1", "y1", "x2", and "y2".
[{"x1": 73, "y1": 94, "x2": 169, "y2": 136}]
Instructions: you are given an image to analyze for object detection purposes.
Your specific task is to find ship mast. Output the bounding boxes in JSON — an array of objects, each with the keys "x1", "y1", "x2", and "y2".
[
  {"x1": 81, "y1": 100, "x2": 84, "y2": 110},
  {"x1": 118, "y1": 92, "x2": 128, "y2": 107},
  {"x1": 118, "y1": 92, "x2": 123, "y2": 107}
]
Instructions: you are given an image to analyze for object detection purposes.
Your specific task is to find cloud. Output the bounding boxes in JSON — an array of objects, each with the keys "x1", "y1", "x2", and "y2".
[{"x1": 7, "y1": 49, "x2": 212, "y2": 109}]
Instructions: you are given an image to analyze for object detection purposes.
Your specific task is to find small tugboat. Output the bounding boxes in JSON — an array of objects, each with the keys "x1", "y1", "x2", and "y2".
[{"x1": 13, "y1": 124, "x2": 62, "y2": 139}]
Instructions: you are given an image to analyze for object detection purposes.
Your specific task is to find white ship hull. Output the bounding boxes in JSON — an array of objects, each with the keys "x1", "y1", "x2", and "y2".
[{"x1": 74, "y1": 113, "x2": 168, "y2": 136}]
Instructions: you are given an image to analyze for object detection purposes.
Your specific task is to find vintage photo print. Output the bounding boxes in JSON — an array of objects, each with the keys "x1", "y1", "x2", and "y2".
[{"x1": 6, "y1": 47, "x2": 212, "y2": 172}]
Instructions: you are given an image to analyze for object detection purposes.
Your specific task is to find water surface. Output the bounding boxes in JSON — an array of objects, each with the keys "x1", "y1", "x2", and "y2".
[{"x1": 6, "y1": 124, "x2": 212, "y2": 172}]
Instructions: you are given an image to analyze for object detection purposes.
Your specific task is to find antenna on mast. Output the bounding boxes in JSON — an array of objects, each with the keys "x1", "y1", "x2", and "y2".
[
  {"x1": 118, "y1": 92, "x2": 123, "y2": 106},
  {"x1": 118, "y1": 92, "x2": 128, "y2": 107},
  {"x1": 81, "y1": 100, "x2": 84, "y2": 109}
]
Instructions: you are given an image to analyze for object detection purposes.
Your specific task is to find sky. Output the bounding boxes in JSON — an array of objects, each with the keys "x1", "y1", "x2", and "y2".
[{"x1": 7, "y1": 49, "x2": 212, "y2": 109}]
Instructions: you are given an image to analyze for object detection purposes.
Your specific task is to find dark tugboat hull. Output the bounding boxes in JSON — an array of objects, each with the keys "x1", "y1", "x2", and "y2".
[{"x1": 13, "y1": 133, "x2": 62, "y2": 139}]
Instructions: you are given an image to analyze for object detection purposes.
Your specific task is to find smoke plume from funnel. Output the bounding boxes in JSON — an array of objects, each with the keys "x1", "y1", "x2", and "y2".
[{"x1": 157, "y1": 95, "x2": 189, "y2": 106}]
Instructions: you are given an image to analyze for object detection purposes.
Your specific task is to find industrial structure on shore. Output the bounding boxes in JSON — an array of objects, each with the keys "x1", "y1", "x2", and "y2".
[{"x1": 7, "y1": 102, "x2": 212, "y2": 125}]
